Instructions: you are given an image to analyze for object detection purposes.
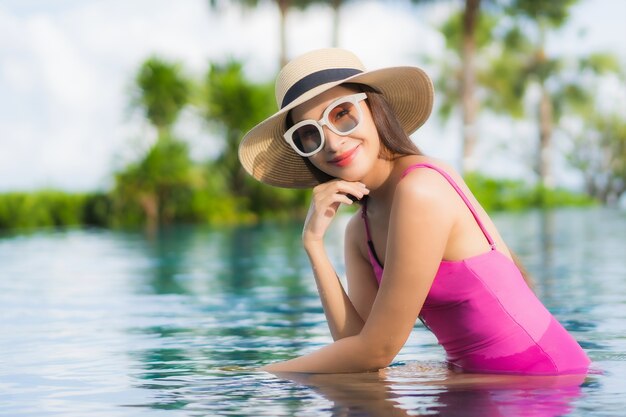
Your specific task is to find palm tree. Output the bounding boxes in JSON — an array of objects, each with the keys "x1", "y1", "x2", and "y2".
[
  {"x1": 435, "y1": 1, "x2": 497, "y2": 173},
  {"x1": 208, "y1": 0, "x2": 320, "y2": 68},
  {"x1": 482, "y1": 0, "x2": 578, "y2": 189},
  {"x1": 329, "y1": 0, "x2": 342, "y2": 46},
  {"x1": 414, "y1": 0, "x2": 489, "y2": 173},
  {"x1": 202, "y1": 60, "x2": 275, "y2": 193},
  {"x1": 133, "y1": 56, "x2": 190, "y2": 138},
  {"x1": 119, "y1": 56, "x2": 193, "y2": 229},
  {"x1": 202, "y1": 58, "x2": 310, "y2": 217},
  {"x1": 568, "y1": 112, "x2": 626, "y2": 204},
  {"x1": 314, "y1": 0, "x2": 349, "y2": 47},
  {"x1": 563, "y1": 54, "x2": 625, "y2": 204},
  {"x1": 459, "y1": 0, "x2": 481, "y2": 173}
]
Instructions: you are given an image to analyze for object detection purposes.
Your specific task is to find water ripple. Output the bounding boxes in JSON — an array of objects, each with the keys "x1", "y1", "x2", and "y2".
[{"x1": 2, "y1": 209, "x2": 626, "y2": 416}]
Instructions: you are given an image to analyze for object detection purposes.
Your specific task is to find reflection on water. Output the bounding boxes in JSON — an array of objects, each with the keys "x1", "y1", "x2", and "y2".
[
  {"x1": 273, "y1": 364, "x2": 590, "y2": 417},
  {"x1": 1, "y1": 208, "x2": 626, "y2": 416}
]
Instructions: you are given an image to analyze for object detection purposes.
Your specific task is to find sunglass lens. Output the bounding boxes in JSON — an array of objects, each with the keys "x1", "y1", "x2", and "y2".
[
  {"x1": 292, "y1": 124, "x2": 322, "y2": 154},
  {"x1": 329, "y1": 101, "x2": 360, "y2": 133}
]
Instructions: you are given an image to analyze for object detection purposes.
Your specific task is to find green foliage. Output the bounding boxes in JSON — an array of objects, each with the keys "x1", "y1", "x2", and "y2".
[
  {"x1": 111, "y1": 136, "x2": 197, "y2": 227},
  {"x1": 478, "y1": 53, "x2": 526, "y2": 118},
  {"x1": 133, "y1": 56, "x2": 190, "y2": 133},
  {"x1": 0, "y1": 191, "x2": 103, "y2": 230},
  {"x1": 83, "y1": 193, "x2": 114, "y2": 226},
  {"x1": 189, "y1": 187, "x2": 244, "y2": 224},
  {"x1": 482, "y1": 0, "x2": 581, "y2": 119},
  {"x1": 464, "y1": 172, "x2": 595, "y2": 212},
  {"x1": 194, "y1": 160, "x2": 256, "y2": 224},
  {"x1": 203, "y1": 60, "x2": 276, "y2": 193},
  {"x1": 508, "y1": 0, "x2": 577, "y2": 27},
  {"x1": 99, "y1": 55, "x2": 311, "y2": 230},
  {"x1": 7, "y1": 4, "x2": 621, "y2": 233},
  {"x1": 435, "y1": 8, "x2": 500, "y2": 123},
  {"x1": 204, "y1": 60, "x2": 275, "y2": 132},
  {"x1": 501, "y1": 24, "x2": 528, "y2": 51},
  {"x1": 440, "y1": 9, "x2": 498, "y2": 52},
  {"x1": 531, "y1": 184, "x2": 597, "y2": 208},
  {"x1": 245, "y1": 180, "x2": 310, "y2": 220},
  {"x1": 433, "y1": 59, "x2": 459, "y2": 122},
  {"x1": 567, "y1": 112, "x2": 626, "y2": 204},
  {"x1": 203, "y1": 59, "x2": 309, "y2": 219},
  {"x1": 108, "y1": 135, "x2": 267, "y2": 227}
]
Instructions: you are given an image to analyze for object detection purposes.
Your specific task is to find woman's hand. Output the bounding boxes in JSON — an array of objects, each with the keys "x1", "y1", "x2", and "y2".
[{"x1": 302, "y1": 180, "x2": 369, "y2": 249}]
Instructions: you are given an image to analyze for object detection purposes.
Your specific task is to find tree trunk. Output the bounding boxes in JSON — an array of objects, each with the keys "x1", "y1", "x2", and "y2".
[
  {"x1": 331, "y1": 0, "x2": 341, "y2": 47},
  {"x1": 538, "y1": 84, "x2": 554, "y2": 189},
  {"x1": 277, "y1": 0, "x2": 290, "y2": 67},
  {"x1": 460, "y1": 0, "x2": 480, "y2": 173},
  {"x1": 139, "y1": 192, "x2": 159, "y2": 231}
]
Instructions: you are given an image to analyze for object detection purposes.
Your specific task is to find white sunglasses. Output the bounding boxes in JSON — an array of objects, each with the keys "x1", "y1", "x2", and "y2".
[{"x1": 284, "y1": 92, "x2": 368, "y2": 157}]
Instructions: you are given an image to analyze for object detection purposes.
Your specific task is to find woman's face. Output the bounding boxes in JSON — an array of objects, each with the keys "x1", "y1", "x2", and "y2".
[{"x1": 290, "y1": 86, "x2": 381, "y2": 183}]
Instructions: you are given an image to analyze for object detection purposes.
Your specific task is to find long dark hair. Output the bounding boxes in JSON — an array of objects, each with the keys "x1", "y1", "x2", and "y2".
[
  {"x1": 292, "y1": 82, "x2": 423, "y2": 183},
  {"x1": 351, "y1": 83, "x2": 423, "y2": 159}
]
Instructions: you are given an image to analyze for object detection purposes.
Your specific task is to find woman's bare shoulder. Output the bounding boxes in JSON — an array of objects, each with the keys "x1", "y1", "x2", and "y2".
[
  {"x1": 396, "y1": 158, "x2": 457, "y2": 195},
  {"x1": 390, "y1": 157, "x2": 467, "y2": 226},
  {"x1": 395, "y1": 156, "x2": 469, "y2": 199},
  {"x1": 399, "y1": 156, "x2": 462, "y2": 179}
]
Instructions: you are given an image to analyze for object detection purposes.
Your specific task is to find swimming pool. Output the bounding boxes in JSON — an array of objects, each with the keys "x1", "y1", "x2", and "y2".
[{"x1": 1, "y1": 207, "x2": 625, "y2": 416}]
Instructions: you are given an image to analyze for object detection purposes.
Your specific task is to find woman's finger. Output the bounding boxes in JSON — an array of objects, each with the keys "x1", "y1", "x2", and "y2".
[{"x1": 314, "y1": 180, "x2": 369, "y2": 202}]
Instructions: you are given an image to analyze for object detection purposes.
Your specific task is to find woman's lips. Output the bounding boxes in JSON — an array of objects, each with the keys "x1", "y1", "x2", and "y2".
[{"x1": 329, "y1": 146, "x2": 359, "y2": 167}]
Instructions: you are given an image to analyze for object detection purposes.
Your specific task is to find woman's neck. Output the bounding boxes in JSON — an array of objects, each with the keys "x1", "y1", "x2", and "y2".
[
  {"x1": 363, "y1": 156, "x2": 404, "y2": 202},
  {"x1": 363, "y1": 154, "x2": 426, "y2": 208}
]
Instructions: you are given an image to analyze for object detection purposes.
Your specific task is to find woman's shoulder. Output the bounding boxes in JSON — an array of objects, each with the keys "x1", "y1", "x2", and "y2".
[
  {"x1": 386, "y1": 157, "x2": 460, "y2": 245},
  {"x1": 393, "y1": 155, "x2": 496, "y2": 238},
  {"x1": 397, "y1": 156, "x2": 461, "y2": 182},
  {"x1": 394, "y1": 156, "x2": 463, "y2": 202},
  {"x1": 390, "y1": 157, "x2": 476, "y2": 233}
]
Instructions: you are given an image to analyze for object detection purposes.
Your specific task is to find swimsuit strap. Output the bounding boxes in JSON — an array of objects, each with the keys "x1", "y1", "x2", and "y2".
[{"x1": 401, "y1": 163, "x2": 496, "y2": 249}]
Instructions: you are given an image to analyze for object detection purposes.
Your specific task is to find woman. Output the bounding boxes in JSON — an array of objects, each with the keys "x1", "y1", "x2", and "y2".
[{"x1": 238, "y1": 48, "x2": 590, "y2": 375}]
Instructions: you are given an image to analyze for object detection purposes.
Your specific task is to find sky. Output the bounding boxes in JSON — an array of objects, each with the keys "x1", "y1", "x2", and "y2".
[{"x1": 0, "y1": 0, "x2": 625, "y2": 192}]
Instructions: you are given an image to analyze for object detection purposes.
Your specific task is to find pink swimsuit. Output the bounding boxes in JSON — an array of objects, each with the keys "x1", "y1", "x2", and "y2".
[{"x1": 362, "y1": 163, "x2": 590, "y2": 375}]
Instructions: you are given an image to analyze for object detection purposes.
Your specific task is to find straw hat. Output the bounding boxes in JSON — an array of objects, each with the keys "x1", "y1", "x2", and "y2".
[{"x1": 238, "y1": 48, "x2": 434, "y2": 188}]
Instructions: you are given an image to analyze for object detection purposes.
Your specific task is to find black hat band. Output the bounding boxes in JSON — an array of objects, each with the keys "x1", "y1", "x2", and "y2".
[{"x1": 281, "y1": 68, "x2": 363, "y2": 109}]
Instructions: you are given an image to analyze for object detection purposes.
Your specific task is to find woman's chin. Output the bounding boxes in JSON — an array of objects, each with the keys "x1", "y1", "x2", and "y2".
[{"x1": 333, "y1": 171, "x2": 365, "y2": 183}]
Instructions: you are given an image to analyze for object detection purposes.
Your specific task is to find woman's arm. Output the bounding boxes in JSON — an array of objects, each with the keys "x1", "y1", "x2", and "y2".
[
  {"x1": 304, "y1": 237, "x2": 366, "y2": 340},
  {"x1": 261, "y1": 170, "x2": 454, "y2": 373},
  {"x1": 302, "y1": 180, "x2": 371, "y2": 341},
  {"x1": 343, "y1": 215, "x2": 379, "y2": 323}
]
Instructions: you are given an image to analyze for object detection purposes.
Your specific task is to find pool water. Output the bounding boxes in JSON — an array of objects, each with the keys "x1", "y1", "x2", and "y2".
[{"x1": 1, "y1": 207, "x2": 625, "y2": 416}]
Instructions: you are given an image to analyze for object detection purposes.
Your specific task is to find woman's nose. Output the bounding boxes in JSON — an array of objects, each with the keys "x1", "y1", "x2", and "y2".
[{"x1": 322, "y1": 127, "x2": 345, "y2": 152}]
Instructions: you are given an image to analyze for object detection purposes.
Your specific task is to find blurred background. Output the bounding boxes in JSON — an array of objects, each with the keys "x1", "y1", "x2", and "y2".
[
  {"x1": 2, "y1": 3, "x2": 626, "y2": 415},
  {"x1": 1, "y1": 0, "x2": 625, "y2": 231}
]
